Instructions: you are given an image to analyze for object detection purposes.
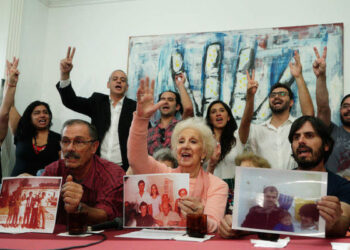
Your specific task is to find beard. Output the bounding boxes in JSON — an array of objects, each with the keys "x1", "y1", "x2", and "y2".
[
  {"x1": 269, "y1": 100, "x2": 290, "y2": 114},
  {"x1": 292, "y1": 144, "x2": 325, "y2": 170},
  {"x1": 340, "y1": 112, "x2": 350, "y2": 127}
]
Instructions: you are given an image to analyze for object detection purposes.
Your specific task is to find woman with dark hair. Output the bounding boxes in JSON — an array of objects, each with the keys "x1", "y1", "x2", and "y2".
[
  {"x1": 9, "y1": 98, "x2": 60, "y2": 176},
  {"x1": 205, "y1": 70, "x2": 258, "y2": 184},
  {"x1": 149, "y1": 184, "x2": 161, "y2": 217}
]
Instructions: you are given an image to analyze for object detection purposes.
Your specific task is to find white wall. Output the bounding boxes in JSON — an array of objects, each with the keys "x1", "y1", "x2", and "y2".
[
  {"x1": 13, "y1": 0, "x2": 349, "y2": 133},
  {"x1": 0, "y1": 0, "x2": 12, "y2": 78}
]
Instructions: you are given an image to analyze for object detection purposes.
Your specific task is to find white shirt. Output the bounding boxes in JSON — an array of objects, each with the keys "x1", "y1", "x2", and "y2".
[
  {"x1": 100, "y1": 96, "x2": 124, "y2": 165},
  {"x1": 213, "y1": 130, "x2": 245, "y2": 179},
  {"x1": 247, "y1": 115, "x2": 297, "y2": 170},
  {"x1": 59, "y1": 79, "x2": 124, "y2": 165}
]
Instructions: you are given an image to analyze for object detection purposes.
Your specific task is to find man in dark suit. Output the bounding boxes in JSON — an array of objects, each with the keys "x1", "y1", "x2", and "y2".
[{"x1": 56, "y1": 47, "x2": 136, "y2": 171}]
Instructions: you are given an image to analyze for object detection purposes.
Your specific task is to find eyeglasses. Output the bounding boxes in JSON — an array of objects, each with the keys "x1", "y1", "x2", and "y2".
[
  {"x1": 60, "y1": 138, "x2": 95, "y2": 149},
  {"x1": 269, "y1": 91, "x2": 289, "y2": 98},
  {"x1": 159, "y1": 128, "x2": 165, "y2": 143}
]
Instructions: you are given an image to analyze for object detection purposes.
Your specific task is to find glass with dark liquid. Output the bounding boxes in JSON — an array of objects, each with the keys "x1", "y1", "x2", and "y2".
[
  {"x1": 186, "y1": 213, "x2": 207, "y2": 238},
  {"x1": 67, "y1": 211, "x2": 88, "y2": 235}
]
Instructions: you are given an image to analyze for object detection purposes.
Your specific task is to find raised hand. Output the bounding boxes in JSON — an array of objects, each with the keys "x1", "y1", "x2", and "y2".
[
  {"x1": 60, "y1": 46, "x2": 76, "y2": 80},
  {"x1": 175, "y1": 72, "x2": 186, "y2": 87},
  {"x1": 313, "y1": 47, "x2": 327, "y2": 77},
  {"x1": 136, "y1": 77, "x2": 166, "y2": 118},
  {"x1": 246, "y1": 69, "x2": 258, "y2": 97},
  {"x1": 289, "y1": 50, "x2": 303, "y2": 78},
  {"x1": 6, "y1": 57, "x2": 20, "y2": 86}
]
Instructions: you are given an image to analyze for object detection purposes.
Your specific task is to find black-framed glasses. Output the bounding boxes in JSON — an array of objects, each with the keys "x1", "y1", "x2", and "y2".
[
  {"x1": 159, "y1": 128, "x2": 165, "y2": 143},
  {"x1": 269, "y1": 91, "x2": 289, "y2": 98},
  {"x1": 60, "y1": 138, "x2": 96, "y2": 149}
]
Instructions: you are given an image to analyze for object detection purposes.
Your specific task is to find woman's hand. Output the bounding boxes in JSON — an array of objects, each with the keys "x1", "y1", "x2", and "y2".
[
  {"x1": 136, "y1": 77, "x2": 166, "y2": 118},
  {"x1": 178, "y1": 196, "x2": 204, "y2": 217}
]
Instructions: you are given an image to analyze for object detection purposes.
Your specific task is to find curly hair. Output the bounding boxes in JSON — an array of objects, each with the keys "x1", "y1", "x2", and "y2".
[
  {"x1": 15, "y1": 101, "x2": 52, "y2": 140},
  {"x1": 205, "y1": 100, "x2": 237, "y2": 163}
]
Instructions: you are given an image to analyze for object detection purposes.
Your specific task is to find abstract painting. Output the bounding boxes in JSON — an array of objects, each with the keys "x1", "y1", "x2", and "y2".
[{"x1": 127, "y1": 23, "x2": 343, "y2": 124}]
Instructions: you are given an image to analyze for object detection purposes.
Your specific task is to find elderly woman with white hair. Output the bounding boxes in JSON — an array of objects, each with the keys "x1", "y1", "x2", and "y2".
[{"x1": 128, "y1": 77, "x2": 228, "y2": 233}]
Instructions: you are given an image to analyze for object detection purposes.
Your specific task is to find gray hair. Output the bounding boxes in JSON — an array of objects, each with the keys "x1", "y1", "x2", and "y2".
[
  {"x1": 108, "y1": 69, "x2": 128, "y2": 84},
  {"x1": 171, "y1": 117, "x2": 216, "y2": 163},
  {"x1": 153, "y1": 148, "x2": 178, "y2": 168},
  {"x1": 61, "y1": 119, "x2": 98, "y2": 141}
]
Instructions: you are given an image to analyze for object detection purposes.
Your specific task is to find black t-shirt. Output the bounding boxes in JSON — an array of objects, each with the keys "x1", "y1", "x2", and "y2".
[
  {"x1": 327, "y1": 171, "x2": 350, "y2": 204},
  {"x1": 11, "y1": 131, "x2": 61, "y2": 176}
]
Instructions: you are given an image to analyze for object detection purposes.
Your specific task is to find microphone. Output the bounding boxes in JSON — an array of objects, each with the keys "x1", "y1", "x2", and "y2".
[{"x1": 90, "y1": 217, "x2": 123, "y2": 231}]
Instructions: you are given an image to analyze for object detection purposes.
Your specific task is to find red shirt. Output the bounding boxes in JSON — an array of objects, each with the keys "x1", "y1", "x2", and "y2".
[{"x1": 42, "y1": 155, "x2": 124, "y2": 222}]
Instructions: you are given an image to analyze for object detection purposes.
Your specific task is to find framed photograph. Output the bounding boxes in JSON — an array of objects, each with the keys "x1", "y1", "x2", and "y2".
[
  {"x1": 232, "y1": 167, "x2": 327, "y2": 238},
  {"x1": 123, "y1": 173, "x2": 189, "y2": 229},
  {"x1": 0, "y1": 177, "x2": 62, "y2": 233}
]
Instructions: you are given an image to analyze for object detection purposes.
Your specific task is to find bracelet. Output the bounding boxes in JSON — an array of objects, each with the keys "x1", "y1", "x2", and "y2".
[{"x1": 7, "y1": 83, "x2": 16, "y2": 87}]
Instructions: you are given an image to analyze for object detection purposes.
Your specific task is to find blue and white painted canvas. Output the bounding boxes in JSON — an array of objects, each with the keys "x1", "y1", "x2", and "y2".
[{"x1": 127, "y1": 23, "x2": 343, "y2": 124}]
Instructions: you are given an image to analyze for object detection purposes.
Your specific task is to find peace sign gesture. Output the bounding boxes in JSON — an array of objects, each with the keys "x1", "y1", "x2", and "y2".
[
  {"x1": 60, "y1": 46, "x2": 75, "y2": 80},
  {"x1": 289, "y1": 50, "x2": 303, "y2": 78},
  {"x1": 313, "y1": 47, "x2": 327, "y2": 77},
  {"x1": 246, "y1": 69, "x2": 258, "y2": 97},
  {"x1": 6, "y1": 57, "x2": 20, "y2": 87}
]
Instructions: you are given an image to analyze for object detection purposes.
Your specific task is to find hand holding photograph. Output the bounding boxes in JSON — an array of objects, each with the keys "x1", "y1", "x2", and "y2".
[{"x1": 232, "y1": 167, "x2": 327, "y2": 237}]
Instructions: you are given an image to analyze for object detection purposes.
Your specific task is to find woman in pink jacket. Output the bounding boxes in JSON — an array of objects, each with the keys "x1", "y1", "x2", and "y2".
[{"x1": 128, "y1": 77, "x2": 228, "y2": 233}]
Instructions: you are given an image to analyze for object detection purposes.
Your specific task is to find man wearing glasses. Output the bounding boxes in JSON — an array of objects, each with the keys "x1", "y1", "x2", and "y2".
[
  {"x1": 147, "y1": 73, "x2": 194, "y2": 155},
  {"x1": 313, "y1": 47, "x2": 350, "y2": 179},
  {"x1": 42, "y1": 119, "x2": 124, "y2": 224},
  {"x1": 245, "y1": 51, "x2": 314, "y2": 170}
]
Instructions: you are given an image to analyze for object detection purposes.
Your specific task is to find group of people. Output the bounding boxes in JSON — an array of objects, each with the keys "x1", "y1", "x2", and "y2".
[
  {"x1": 4, "y1": 191, "x2": 46, "y2": 229},
  {"x1": 0, "y1": 44, "x2": 349, "y2": 237},
  {"x1": 125, "y1": 180, "x2": 188, "y2": 227}
]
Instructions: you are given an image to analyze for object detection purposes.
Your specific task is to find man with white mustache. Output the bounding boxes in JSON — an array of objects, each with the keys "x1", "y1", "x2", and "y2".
[
  {"x1": 147, "y1": 73, "x2": 193, "y2": 155},
  {"x1": 57, "y1": 47, "x2": 136, "y2": 171},
  {"x1": 313, "y1": 47, "x2": 350, "y2": 179},
  {"x1": 245, "y1": 51, "x2": 314, "y2": 170}
]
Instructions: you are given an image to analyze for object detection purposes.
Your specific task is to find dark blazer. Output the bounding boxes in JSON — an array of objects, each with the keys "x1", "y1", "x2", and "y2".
[{"x1": 56, "y1": 82, "x2": 136, "y2": 171}]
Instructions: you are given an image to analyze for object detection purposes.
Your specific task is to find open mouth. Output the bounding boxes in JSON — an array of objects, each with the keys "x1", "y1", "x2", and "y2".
[
  {"x1": 272, "y1": 99, "x2": 283, "y2": 105},
  {"x1": 297, "y1": 146, "x2": 312, "y2": 158},
  {"x1": 38, "y1": 119, "x2": 47, "y2": 125},
  {"x1": 180, "y1": 152, "x2": 192, "y2": 160},
  {"x1": 115, "y1": 85, "x2": 122, "y2": 90}
]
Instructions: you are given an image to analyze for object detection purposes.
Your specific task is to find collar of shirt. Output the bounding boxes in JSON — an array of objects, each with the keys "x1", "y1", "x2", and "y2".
[
  {"x1": 75, "y1": 155, "x2": 96, "y2": 191},
  {"x1": 154, "y1": 117, "x2": 179, "y2": 129},
  {"x1": 262, "y1": 114, "x2": 296, "y2": 129},
  {"x1": 109, "y1": 95, "x2": 125, "y2": 108}
]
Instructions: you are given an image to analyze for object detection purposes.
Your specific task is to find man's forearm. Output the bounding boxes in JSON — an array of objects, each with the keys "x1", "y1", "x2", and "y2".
[
  {"x1": 295, "y1": 75, "x2": 314, "y2": 116},
  {"x1": 177, "y1": 84, "x2": 194, "y2": 119},
  {"x1": 326, "y1": 215, "x2": 350, "y2": 237},
  {"x1": 80, "y1": 202, "x2": 108, "y2": 225},
  {"x1": 316, "y1": 74, "x2": 331, "y2": 126}
]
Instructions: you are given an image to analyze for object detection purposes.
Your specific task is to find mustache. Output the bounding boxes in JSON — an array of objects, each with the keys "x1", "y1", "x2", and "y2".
[
  {"x1": 64, "y1": 151, "x2": 80, "y2": 159},
  {"x1": 296, "y1": 145, "x2": 312, "y2": 154}
]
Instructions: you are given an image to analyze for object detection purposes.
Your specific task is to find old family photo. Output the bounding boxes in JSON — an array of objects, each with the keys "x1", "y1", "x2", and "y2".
[
  {"x1": 0, "y1": 177, "x2": 62, "y2": 233},
  {"x1": 233, "y1": 167, "x2": 328, "y2": 237},
  {"x1": 124, "y1": 173, "x2": 189, "y2": 228}
]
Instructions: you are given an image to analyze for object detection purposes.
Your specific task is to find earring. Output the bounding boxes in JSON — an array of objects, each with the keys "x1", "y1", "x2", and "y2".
[{"x1": 200, "y1": 158, "x2": 205, "y2": 165}]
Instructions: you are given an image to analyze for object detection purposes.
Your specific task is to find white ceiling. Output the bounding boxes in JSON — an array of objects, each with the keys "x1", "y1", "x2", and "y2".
[{"x1": 38, "y1": 0, "x2": 137, "y2": 8}]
